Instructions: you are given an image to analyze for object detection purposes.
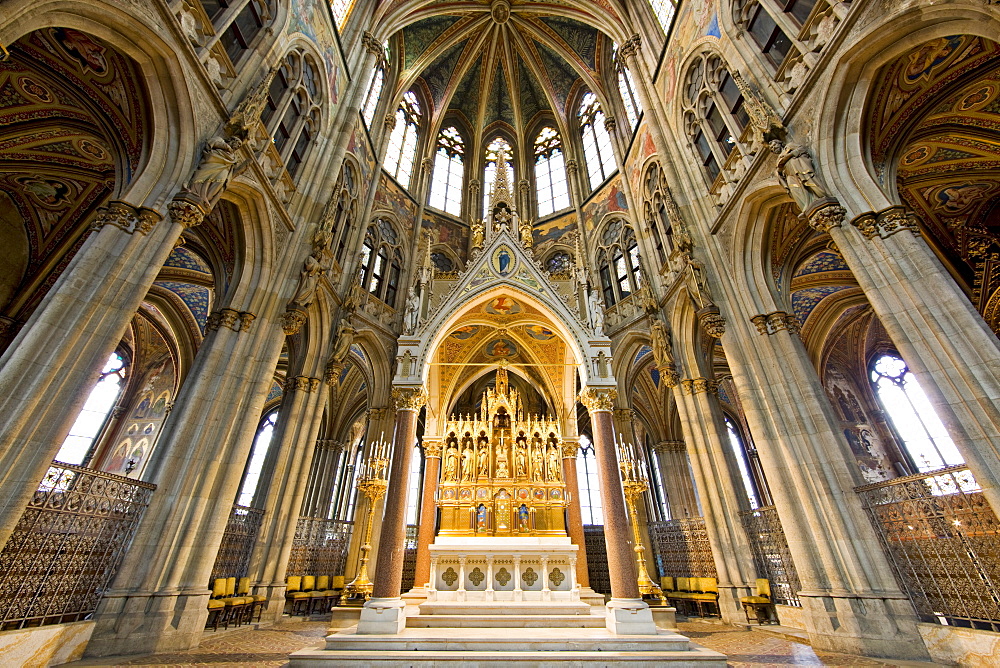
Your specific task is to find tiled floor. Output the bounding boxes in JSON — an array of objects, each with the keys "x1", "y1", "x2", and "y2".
[{"x1": 67, "y1": 618, "x2": 937, "y2": 667}]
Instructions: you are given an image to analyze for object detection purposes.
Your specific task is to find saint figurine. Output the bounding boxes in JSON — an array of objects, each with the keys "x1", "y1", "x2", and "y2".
[
  {"x1": 183, "y1": 136, "x2": 244, "y2": 210},
  {"x1": 461, "y1": 444, "x2": 475, "y2": 482},
  {"x1": 329, "y1": 319, "x2": 356, "y2": 364},
  {"x1": 518, "y1": 504, "x2": 530, "y2": 532},
  {"x1": 531, "y1": 445, "x2": 544, "y2": 481},
  {"x1": 443, "y1": 444, "x2": 459, "y2": 481},
  {"x1": 403, "y1": 286, "x2": 420, "y2": 334},
  {"x1": 546, "y1": 446, "x2": 561, "y2": 481},
  {"x1": 515, "y1": 440, "x2": 528, "y2": 478},
  {"x1": 770, "y1": 141, "x2": 831, "y2": 213},
  {"x1": 477, "y1": 441, "x2": 490, "y2": 476},
  {"x1": 498, "y1": 248, "x2": 511, "y2": 275}
]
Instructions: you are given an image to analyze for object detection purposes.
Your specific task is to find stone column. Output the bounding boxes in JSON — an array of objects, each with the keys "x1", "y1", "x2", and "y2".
[
  {"x1": 410, "y1": 439, "x2": 442, "y2": 592},
  {"x1": 829, "y1": 207, "x2": 1000, "y2": 514},
  {"x1": 248, "y1": 376, "x2": 327, "y2": 622},
  {"x1": 86, "y1": 300, "x2": 286, "y2": 657},
  {"x1": 560, "y1": 440, "x2": 590, "y2": 588},
  {"x1": 653, "y1": 441, "x2": 700, "y2": 519},
  {"x1": 0, "y1": 201, "x2": 175, "y2": 549},
  {"x1": 302, "y1": 440, "x2": 343, "y2": 518},
  {"x1": 357, "y1": 385, "x2": 426, "y2": 634},
  {"x1": 578, "y1": 387, "x2": 656, "y2": 634}
]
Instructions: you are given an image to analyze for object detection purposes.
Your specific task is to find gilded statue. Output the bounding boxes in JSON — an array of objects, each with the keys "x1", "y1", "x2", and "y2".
[
  {"x1": 477, "y1": 438, "x2": 490, "y2": 476},
  {"x1": 531, "y1": 445, "x2": 544, "y2": 481},
  {"x1": 546, "y1": 446, "x2": 561, "y2": 481},
  {"x1": 443, "y1": 444, "x2": 459, "y2": 481},
  {"x1": 471, "y1": 220, "x2": 485, "y2": 249},
  {"x1": 515, "y1": 438, "x2": 528, "y2": 477},
  {"x1": 461, "y1": 443, "x2": 475, "y2": 482},
  {"x1": 496, "y1": 443, "x2": 510, "y2": 478}
]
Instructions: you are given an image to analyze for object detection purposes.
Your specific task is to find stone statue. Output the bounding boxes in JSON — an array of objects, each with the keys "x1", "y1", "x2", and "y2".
[
  {"x1": 770, "y1": 141, "x2": 831, "y2": 213},
  {"x1": 329, "y1": 319, "x2": 356, "y2": 364},
  {"x1": 403, "y1": 286, "x2": 420, "y2": 334},
  {"x1": 588, "y1": 290, "x2": 605, "y2": 336},
  {"x1": 291, "y1": 253, "x2": 323, "y2": 308},
  {"x1": 650, "y1": 318, "x2": 673, "y2": 369},
  {"x1": 183, "y1": 136, "x2": 244, "y2": 210}
]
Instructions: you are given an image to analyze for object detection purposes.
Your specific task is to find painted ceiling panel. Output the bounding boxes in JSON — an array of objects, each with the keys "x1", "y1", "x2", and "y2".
[
  {"x1": 402, "y1": 16, "x2": 462, "y2": 70},
  {"x1": 538, "y1": 16, "x2": 597, "y2": 70},
  {"x1": 424, "y1": 39, "x2": 468, "y2": 109}
]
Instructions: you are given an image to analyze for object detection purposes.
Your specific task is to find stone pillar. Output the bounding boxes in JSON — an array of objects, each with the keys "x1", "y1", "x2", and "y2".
[
  {"x1": 0, "y1": 201, "x2": 175, "y2": 550},
  {"x1": 578, "y1": 387, "x2": 656, "y2": 634},
  {"x1": 674, "y1": 377, "x2": 757, "y2": 624},
  {"x1": 726, "y1": 304, "x2": 929, "y2": 659},
  {"x1": 86, "y1": 300, "x2": 286, "y2": 657},
  {"x1": 248, "y1": 376, "x2": 327, "y2": 622},
  {"x1": 560, "y1": 440, "x2": 590, "y2": 588},
  {"x1": 411, "y1": 439, "x2": 442, "y2": 591},
  {"x1": 653, "y1": 441, "x2": 700, "y2": 519},
  {"x1": 357, "y1": 385, "x2": 426, "y2": 634},
  {"x1": 302, "y1": 439, "x2": 343, "y2": 518},
  {"x1": 830, "y1": 207, "x2": 1000, "y2": 514}
]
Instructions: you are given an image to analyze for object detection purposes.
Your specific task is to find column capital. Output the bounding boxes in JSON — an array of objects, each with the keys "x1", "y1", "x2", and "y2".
[
  {"x1": 680, "y1": 377, "x2": 718, "y2": 395},
  {"x1": 578, "y1": 387, "x2": 618, "y2": 412},
  {"x1": 285, "y1": 375, "x2": 321, "y2": 393},
  {"x1": 750, "y1": 311, "x2": 801, "y2": 336},
  {"x1": 653, "y1": 440, "x2": 686, "y2": 454},
  {"x1": 805, "y1": 199, "x2": 846, "y2": 233},
  {"x1": 561, "y1": 440, "x2": 580, "y2": 458},
  {"x1": 279, "y1": 307, "x2": 307, "y2": 335},
  {"x1": 362, "y1": 31, "x2": 383, "y2": 57},
  {"x1": 90, "y1": 201, "x2": 162, "y2": 236},
  {"x1": 618, "y1": 34, "x2": 641, "y2": 61},
  {"x1": 603, "y1": 116, "x2": 618, "y2": 133},
  {"x1": 368, "y1": 406, "x2": 391, "y2": 422},
  {"x1": 423, "y1": 439, "x2": 443, "y2": 458},
  {"x1": 207, "y1": 308, "x2": 255, "y2": 333},
  {"x1": 851, "y1": 205, "x2": 920, "y2": 241},
  {"x1": 565, "y1": 159, "x2": 579, "y2": 175},
  {"x1": 613, "y1": 408, "x2": 635, "y2": 423},
  {"x1": 391, "y1": 385, "x2": 427, "y2": 412},
  {"x1": 697, "y1": 304, "x2": 726, "y2": 338}
]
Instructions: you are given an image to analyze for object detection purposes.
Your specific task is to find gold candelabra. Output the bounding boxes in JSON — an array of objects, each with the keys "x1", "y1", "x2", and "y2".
[
  {"x1": 339, "y1": 439, "x2": 390, "y2": 605},
  {"x1": 618, "y1": 436, "x2": 666, "y2": 604}
]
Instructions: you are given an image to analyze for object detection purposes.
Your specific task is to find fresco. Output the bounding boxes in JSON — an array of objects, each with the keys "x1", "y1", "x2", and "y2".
[
  {"x1": 532, "y1": 211, "x2": 576, "y2": 246},
  {"x1": 289, "y1": 0, "x2": 345, "y2": 104},
  {"x1": 484, "y1": 296, "x2": 522, "y2": 315},
  {"x1": 484, "y1": 338, "x2": 518, "y2": 357},
  {"x1": 582, "y1": 177, "x2": 628, "y2": 232},
  {"x1": 374, "y1": 175, "x2": 417, "y2": 229}
]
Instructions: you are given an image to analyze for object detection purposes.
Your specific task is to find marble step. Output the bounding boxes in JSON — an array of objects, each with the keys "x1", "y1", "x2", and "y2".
[
  {"x1": 418, "y1": 601, "x2": 592, "y2": 616},
  {"x1": 290, "y1": 647, "x2": 728, "y2": 666},
  {"x1": 407, "y1": 614, "x2": 606, "y2": 628}
]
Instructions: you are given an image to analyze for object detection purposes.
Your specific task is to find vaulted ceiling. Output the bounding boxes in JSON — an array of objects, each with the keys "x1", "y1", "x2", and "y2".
[{"x1": 384, "y1": 1, "x2": 616, "y2": 143}]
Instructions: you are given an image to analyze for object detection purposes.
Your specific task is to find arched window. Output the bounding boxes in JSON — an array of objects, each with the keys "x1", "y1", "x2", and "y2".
[
  {"x1": 331, "y1": 161, "x2": 358, "y2": 263},
  {"x1": 237, "y1": 410, "x2": 278, "y2": 507},
  {"x1": 683, "y1": 53, "x2": 749, "y2": 183},
  {"x1": 648, "y1": 0, "x2": 679, "y2": 35},
  {"x1": 725, "y1": 416, "x2": 762, "y2": 509},
  {"x1": 54, "y1": 352, "x2": 127, "y2": 466},
  {"x1": 383, "y1": 91, "x2": 421, "y2": 189},
  {"x1": 330, "y1": 0, "x2": 357, "y2": 28},
  {"x1": 613, "y1": 47, "x2": 642, "y2": 130},
  {"x1": 362, "y1": 66, "x2": 384, "y2": 129},
  {"x1": 404, "y1": 444, "x2": 424, "y2": 525},
  {"x1": 596, "y1": 218, "x2": 642, "y2": 306},
  {"x1": 202, "y1": 0, "x2": 275, "y2": 65},
  {"x1": 576, "y1": 435, "x2": 603, "y2": 525},
  {"x1": 578, "y1": 92, "x2": 616, "y2": 190},
  {"x1": 533, "y1": 127, "x2": 570, "y2": 217},
  {"x1": 483, "y1": 136, "x2": 515, "y2": 211},
  {"x1": 735, "y1": 0, "x2": 799, "y2": 68},
  {"x1": 429, "y1": 126, "x2": 465, "y2": 216},
  {"x1": 358, "y1": 218, "x2": 403, "y2": 306},
  {"x1": 641, "y1": 162, "x2": 677, "y2": 267},
  {"x1": 869, "y1": 354, "x2": 963, "y2": 473},
  {"x1": 546, "y1": 251, "x2": 572, "y2": 274},
  {"x1": 260, "y1": 50, "x2": 323, "y2": 179}
]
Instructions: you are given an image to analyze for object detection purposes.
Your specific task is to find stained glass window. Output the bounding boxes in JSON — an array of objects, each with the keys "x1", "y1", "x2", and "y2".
[
  {"x1": 237, "y1": 410, "x2": 279, "y2": 507},
  {"x1": 533, "y1": 127, "x2": 570, "y2": 217},
  {"x1": 362, "y1": 67, "x2": 384, "y2": 129},
  {"x1": 648, "y1": 0, "x2": 679, "y2": 35},
  {"x1": 429, "y1": 126, "x2": 465, "y2": 216},
  {"x1": 576, "y1": 435, "x2": 603, "y2": 525},
  {"x1": 383, "y1": 91, "x2": 421, "y2": 189},
  {"x1": 578, "y1": 93, "x2": 616, "y2": 190}
]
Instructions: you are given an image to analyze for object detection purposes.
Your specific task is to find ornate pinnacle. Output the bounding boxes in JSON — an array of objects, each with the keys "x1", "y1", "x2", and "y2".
[{"x1": 732, "y1": 70, "x2": 785, "y2": 143}]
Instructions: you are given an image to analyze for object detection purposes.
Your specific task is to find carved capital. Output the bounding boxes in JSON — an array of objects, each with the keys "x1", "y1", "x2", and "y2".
[
  {"x1": 805, "y1": 200, "x2": 846, "y2": 233},
  {"x1": 239, "y1": 312, "x2": 256, "y2": 332},
  {"x1": 565, "y1": 159, "x2": 579, "y2": 175},
  {"x1": 751, "y1": 311, "x2": 801, "y2": 336},
  {"x1": 324, "y1": 361, "x2": 345, "y2": 387},
  {"x1": 207, "y1": 308, "x2": 241, "y2": 332},
  {"x1": 362, "y1": 31, "x2": 383, "y2": 57},
  {"x1": 280, "y1": 308, "x2": 308, "y2": 335},
  {"x1": 561, "y1": 442, "x2": 580, "y2": 458},
  {"x1": 618, "y1": 34, "x2": 641, "y2": 61},
  {"x1": 285, "y1": 375, "x2": 321, "y2": 393},
  {"x1": 368, "y1": 407, "x2": 390, "y2": 422},
  {"x1": 578, "y1": 387, "x2": 618, "y2": 413},
  {"x1": 603, "y1": 116, "x2": 617, "y2": 133},
  {"x1": 662, "y1": 367, "x2": 680, "y2": 388},
  {"x1": 423, "y1": 440, "x2": 443, "y2": 458},
  {"x1": 697, "y1": 305, "x2": 726, "y2": 338},
  {"x1": 613, "y1": 408, "x2": 635, "y2": 423},
  {"x1": 384, "y1": 112, "x2": 397, "y2": 130},
  {"x1": 90, "y1": 201, "x2": 162, "y2": 235},
  {"x1": 851, "y1": 205, "x2": 920, "y2": 241},
  {"x1": 654, "y1": 440, "x2": 686, "y2": 454},
  {"x1": 392, "y1": 385, "x2": 427, "y2": 412},
  {"x1": 167, "y1": 198, "x2": 206, "y2": 228},
  {"x1": 680, "y1": 377, "x2": 718, "y2": 395}
]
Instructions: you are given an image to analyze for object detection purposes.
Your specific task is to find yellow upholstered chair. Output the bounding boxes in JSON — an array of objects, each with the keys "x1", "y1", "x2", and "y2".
[
  {"x1": 308, "y1": 575, "x2": 335, "y2": 615},
  {"x1": 206, "y1": 578, "x2": 228, "y2": 631},
  {"x1": 660, "y1": 576, "x2": 674, "y2": 593},
  {"x1": 288, "y1": 575, "x2": 314, "y2": 616},
  {"x1": 739, "y1": 578, "x2": 777, "y2": 624},
  {"x1": 687, "y1": 577, "x2": 720, "y2": 617},
  {"x1": 220, "y1": 576, "x2": 253, "y2": 626},
  {"x1": 238, "y1": 576, "x2": 268, "y2": 622}
]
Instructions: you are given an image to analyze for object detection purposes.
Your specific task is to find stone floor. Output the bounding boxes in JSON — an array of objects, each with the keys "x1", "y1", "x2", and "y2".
[{"x1": 66, "y1": 618, "x2": 941, "y2": 667}]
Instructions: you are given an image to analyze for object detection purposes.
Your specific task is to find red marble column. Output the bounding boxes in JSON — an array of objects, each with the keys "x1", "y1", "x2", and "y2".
[
  {"x1": 371, "y1": 386, "x2": 426, "y2": 600},
  {"x1": 579, "y1": 387, "x2": 640, "y2": 599},
  {"x1": 561, "y1": 440, "x2": 590, "y2": 587},
  {"x1": 412, "y1": 439, "x2": 442, "y2": 588}
]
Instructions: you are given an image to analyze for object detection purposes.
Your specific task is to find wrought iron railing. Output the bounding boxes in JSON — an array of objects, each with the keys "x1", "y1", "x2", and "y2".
[
  {"x1": 400, "y1": 524, "x2": 418, "y2": 591},
  {"x1": 583, "y1": 524, "x2": 611, "y2": 594},
  {"x1": 648, "y1": 518, "x2": 718, "y2": 579},
  {"x1": 286, "y1": 516, "x2": 353, "y2": 576},
  {"x1": 739, "y1": 506, "x2": 801, "y2": 606},
  {"x1": 856, "y1": 465, "x2": 1000, "y2": 631},
  {"x1": 210, "y1": 504, "x2": 265, "y2": 582},
  {"x1": 0, "y1": 463, "x2": 155, "y2": 629}
]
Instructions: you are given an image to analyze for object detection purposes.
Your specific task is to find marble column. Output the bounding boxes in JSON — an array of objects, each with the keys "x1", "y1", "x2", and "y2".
[
  {"x1": 0, "y1": 201, "x2": 177, "y2": 550},
  {"x1": 411, "y1": 439, "x2": 442, "y2": 591},
  {"x1": 828, "y1": 207, "x2": 1000, "y2": 514},
  {"x1": 560, "y1": 439, "x2": 590, "y2": 588},
  {"x1": 578, "y1": 387, "x2": 656, "y2": 634},
  {"x1": 248, "y1": 375, "x2": 327, "y2": 622},
  {"x1": 357, "y1": 385, "x2": 426, "y2": 634},
  {"x1": 653, "y1": 441, "x2": 700, "y2": 520}
]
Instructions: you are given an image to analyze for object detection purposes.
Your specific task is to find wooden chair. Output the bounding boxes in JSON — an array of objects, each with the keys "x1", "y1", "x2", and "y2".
[
  {"x1": 740, "y1": 578, "x2": 778, "y2": 624},
  {"x1": 238, "y1": 576, "x2": 268, "y2": 622},
  {"x1": 687, "y1": 577, "x2": 720, "y2": 618}
]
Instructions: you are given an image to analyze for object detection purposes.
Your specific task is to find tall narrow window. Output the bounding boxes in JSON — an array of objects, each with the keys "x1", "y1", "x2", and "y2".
[
  {"x1": 216, "y1": 0, "x2": 271, "y2": 64},
  {"x1": 613, "y1": 47, "x2": 642, "y2": 130},
  {"x1": 743, "y1": 1, "x2": 794, "y2": 66},
  {"x1": 237, "y1": 410, "x2": 279, "y2": 507},
  {"x1": 330, "y1": 0, "x2": 356, "y2": 28},
  {"x1": 648, "y1": 0, "x2": 679, "y2": 35},
  {"x1": 596, "y1": 219, "x2": 642, "y2": 306},
  {"x1": 358, "y1": 218, "x2": 404, "y2": 306},
  {"x1": 404, "y1": 445, "x2": 424, "y2": 525},
  {"x1": 383, "y1": 91, "x2": 421, "y2": 189},
  {"x1": 725, "y1": 416, "x2": 761, "y2": 509},
  {"x1": 683, "y1": 54, "x2": 749, "y2": 184},
  {"x1": 576, "y1": 435, "x2": 603, "y2": 525},
  {"x1": 55, "y1": 352, "x2": 127, "y2": 466},
  {"x1": 483, "y1": 136, "x2": 515, "y2": 211},
  {"x1": 429, "y1": 126, "x2": 465, "y2": 216},
  {"x1": 533, "y1": 127, "x2": 570, "y2": 217},
  {"x1": 579, "y1": 93, "x2": 616, "y2": 190},
  {"x1": 870, "y1": 354, "x2": 963, "y2": 473},
  {"x1": 261, "y1": 50, "x2": 323, "y2": 181},
  {"x1": 362, "y1": 67, "x2": 384, "y2": 129}
]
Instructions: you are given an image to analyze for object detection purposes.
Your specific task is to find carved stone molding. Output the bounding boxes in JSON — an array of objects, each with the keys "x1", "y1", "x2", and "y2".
[
  {"x1": 368, "y1": 407, "x2": 390, "y2": 422},
  {"x1": 239, "y1": 312, "x2": 256, "y2": 332},
  {"x1": 751, "y1": 311, "x2": 801, "y2": 336},
  {"x1": 280, "y1": 308, "x2": 308, "y2": 335},
  {"x1": 324, "y1": 361, "x2": 345, "y2": 387},
  {"x1": 654, "y1": 440, "x2": 686, "y2": 454},
  {"x1": 392, "y1": 385, "x2": 428, "y2": 412},
  {"x1": 285, "y1": 375, "x2": 321, "y2": 393},
  {"x1": 362, "y1": 31, "x2": 383, "y2": 57},
  {"x1": 315, "y1": 439, "x2": 343, "y2": 453},
  {"x1": 662, "y1": 367, "x2": 680, "y2": 388},
  {"x1": 603, "y1": 116, "x2": 617, "y2": 134},
  {"x1": 384, "y1": 112, "x2": 397, "y2": 130},
  {"x1": 207, "y1": 308, "x2": 255, "y2": 332},
  {"x1": 90, "y1": 201, "x2": 162, "y2": 236},
  {"x1": 613, "y1": 408, "x2": 635, "y2": 423},
  {"x1": 423, "y1": 440, "x2": 443, "y2": 458},
  {"x1": 680, "y1": 378, "x2": 718, "y2": 395},
  {"x1": 851, "y1": 206, "x2": 920, "y2": 241},
  {"x1": 618, "y1": 34, "x2": 641, "y2": 61},
  {"x1": 805, "y1": 199, "x2": 846, "y2": 233},
  {"x1": 578, "y1": 387, "x2": 618, "y2": 413},
  {"x1": 167, "y1": 198, "x2": 206, "y2": 228},
  {"x1": 697, "y1": 305, "x2": 726, "y2": 338},
  {"x1": 565, "y1": 159, "x2": 579, "y2": 175},
  {"x1": 561, "y1": 442, "x2": 580, "y2": 458}
]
